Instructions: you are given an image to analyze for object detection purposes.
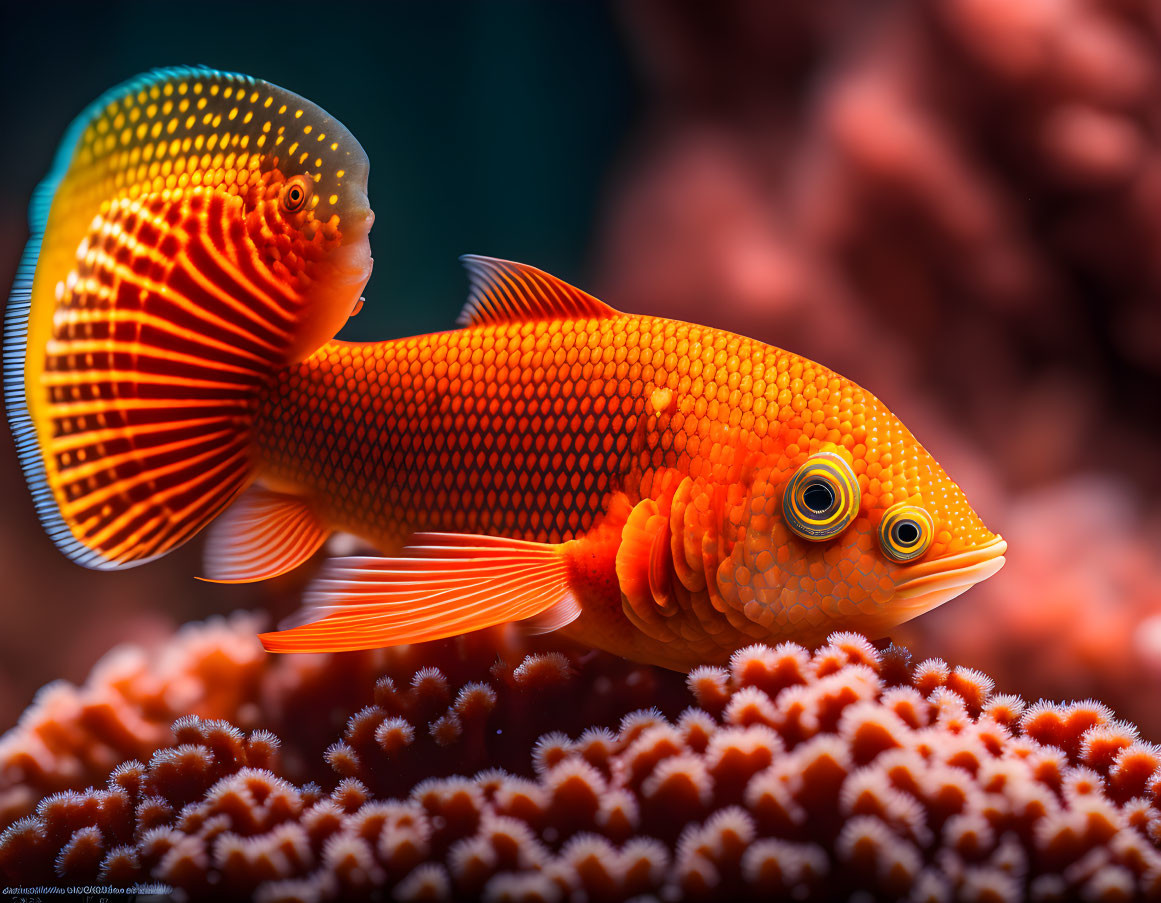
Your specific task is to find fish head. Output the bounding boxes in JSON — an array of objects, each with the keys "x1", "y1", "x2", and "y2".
[
  {"x1": 722, "y1": 384, "x2": 1005, "y2": 644},
  {"x1": 238, "y1": 82, "x2": 374, "y2": 360},
  {"x1": 31, "y1": 70, "x2": 376, "y2": 365}
]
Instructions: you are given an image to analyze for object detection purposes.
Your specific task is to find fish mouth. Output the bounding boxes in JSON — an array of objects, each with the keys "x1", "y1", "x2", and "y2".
[
  {"x1": 330, "y1": 198, "x2": 374, "y2": 283},
  {"x1": 892, "y1": 535, "x2": 1007, "y2": 614},
  {"x1": 340, "y1": 202, "x2": 375, "y2": 245},
  {"x1": 284, "y1": 208, "x2": 374, "y2": 361}
]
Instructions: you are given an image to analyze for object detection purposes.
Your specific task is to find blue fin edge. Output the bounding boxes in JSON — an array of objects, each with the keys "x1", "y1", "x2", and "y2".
[{"x1": 1, "y1": 66, "x2": 257, "y2": 570}]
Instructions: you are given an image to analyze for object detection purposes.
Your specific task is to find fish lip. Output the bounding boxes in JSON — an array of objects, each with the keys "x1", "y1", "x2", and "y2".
[
  {"x1": 894, "y1": 536, "x2": 1008, "y2": 601},
  {"x1": 340, "y1": 204, "x2": 375, "y2": 245},
  {"x1": 352, "y1": 205, "x2": 374, "y2": 228}
]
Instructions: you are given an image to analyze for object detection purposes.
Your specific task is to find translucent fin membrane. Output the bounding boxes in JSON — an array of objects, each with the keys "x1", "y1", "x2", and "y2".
[
  {"x1": 3, "y1": 169, "x2": 98, "y2": 563},
  {"x1": 202, "y1": 486, "x2": 330, "y2": 582},
  {"x1": 261, "y1": 532, "x2": 579, "y2": 653}
]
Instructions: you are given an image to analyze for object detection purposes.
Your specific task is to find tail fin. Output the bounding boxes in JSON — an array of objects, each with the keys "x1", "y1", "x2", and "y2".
[{"x1": 4, "y1": 67, "x2": 372, "y2": 569}]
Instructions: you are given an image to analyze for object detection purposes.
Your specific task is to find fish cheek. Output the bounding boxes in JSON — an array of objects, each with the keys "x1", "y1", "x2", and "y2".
[
  {"x1": 281, "y1": 232, "x2": 371, "y2": 361},
  {"x1": 845, "y1": 533, "x2": 899, "y2": 614},
  {"x1": 722, "y1": 509, "x2": 895, "y2": 643},
  {"x1": 716, "y1": 489, "x2": 801, "y2": 632},
  {"x1": 244, "y1": 195, "x2": 367, "y2": 361},
  {"x1": 715, "y1": 474, "x2": 823, "y2": 634}
]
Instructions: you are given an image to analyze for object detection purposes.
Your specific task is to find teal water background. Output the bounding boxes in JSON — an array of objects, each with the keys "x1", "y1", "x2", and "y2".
[{"x1": 0, "y1": 2, "x2": 635, "y2": 342}]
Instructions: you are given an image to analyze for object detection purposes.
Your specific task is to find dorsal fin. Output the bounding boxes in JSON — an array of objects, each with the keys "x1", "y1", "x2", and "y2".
[{"x1": 457, "y1": 255, "x2": 618, "y2": 327}]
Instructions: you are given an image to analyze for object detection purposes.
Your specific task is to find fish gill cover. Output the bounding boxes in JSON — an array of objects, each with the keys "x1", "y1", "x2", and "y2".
[{"x1": 1, "y1": 616, "x2": 1160, "y2": 900}]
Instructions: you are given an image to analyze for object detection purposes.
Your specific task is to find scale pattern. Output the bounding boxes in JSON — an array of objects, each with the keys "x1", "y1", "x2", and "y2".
[
  {"x1": 251, "y1": 306, "x2": 1004, "y2": 666},
  {"x1": 254, "y1": 313, "x2": 993, "y2": 559},
  {"x1": 256, "y1": 316, "x2": 662, "y2": 548}
]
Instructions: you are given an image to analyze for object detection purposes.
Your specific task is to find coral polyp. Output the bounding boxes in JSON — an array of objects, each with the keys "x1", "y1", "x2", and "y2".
[{"x1": 2, "y1": 617, "x2": 1160, "y2": 901}]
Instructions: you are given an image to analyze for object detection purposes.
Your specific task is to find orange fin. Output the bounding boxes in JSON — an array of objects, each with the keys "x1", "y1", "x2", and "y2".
[
  {"x1": 259, "y1": 533, "x2": 580, "y2": 653},
  {"x1": 615, "y1": 499, "x2": 681, "y2": 645},
  {"x1": 617, "y1": 499, "x2": 658, "y2": 612},
  {"x1": 201, "y1": 486, "x2": 330, "y2": 583},
  {"x1": 457, "y1": 256, "x2": 618, "y2": 327},
  {"x1": 616, "y1": 499, "x2": 678, "y2": 619}
]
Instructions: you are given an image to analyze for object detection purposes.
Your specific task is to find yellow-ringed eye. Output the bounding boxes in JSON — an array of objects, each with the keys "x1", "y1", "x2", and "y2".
[
  {"x1": 280, "y1": 175, "x2": 311, "y2": 213},
  {"x1": 782, "y1": 451, "x2": 860, "y2": 541},
  {"x1": 879, "y1": 503, "x2": 934, "y2": 562}
]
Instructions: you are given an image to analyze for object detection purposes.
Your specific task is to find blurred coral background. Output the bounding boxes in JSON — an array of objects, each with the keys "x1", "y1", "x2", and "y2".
[{"x1": 2, "y1": 0, "x2": 1161, "y2": 743}]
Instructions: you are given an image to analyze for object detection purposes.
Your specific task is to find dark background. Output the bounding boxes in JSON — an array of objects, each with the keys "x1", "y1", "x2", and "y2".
[
  {"x1": 2, "y1": 1, "x2": 1160, "y2": 736},
  {"x1": 0, "y1": 3, "x2": 635, "y2": 341}
]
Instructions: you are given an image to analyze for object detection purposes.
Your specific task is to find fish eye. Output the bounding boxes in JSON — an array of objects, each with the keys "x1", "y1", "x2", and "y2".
[
  {"x1": 879, "y1": 503, "x2": 934, "y2": 562},
  {"x1": 280, "y1": 176, "x2": 311, "y2": 214},
  {"x1": 802, "y1": 481, "x2": 835, "y2": 514},
  {"x1": 783, "y1": 451, "x2": 860, "y2": 541}
]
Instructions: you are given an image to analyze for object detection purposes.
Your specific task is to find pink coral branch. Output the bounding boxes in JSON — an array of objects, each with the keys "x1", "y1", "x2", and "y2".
[{"x1": 2, "y1": 614, "x2": 1160, "y2": 900}]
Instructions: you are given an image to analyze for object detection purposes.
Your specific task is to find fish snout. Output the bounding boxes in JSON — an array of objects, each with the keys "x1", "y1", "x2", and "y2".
[
  {"x1": 341, "y1": 203, "x2": 375, "y2": 243},
  {"x1": 891, "y1": 535, "x2": 1007, "y2": 613}
]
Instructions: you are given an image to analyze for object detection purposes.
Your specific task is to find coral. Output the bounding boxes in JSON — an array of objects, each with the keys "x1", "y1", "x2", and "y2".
[
  {"x1": 3, "y1": 617, "x2": 1160, "y2": 901},
  {"x1": 0, "y1": 613, "x2": 269, "y2": 829},
  {"x1": 0, "y1": 614, "x2": 688, "y2": 832}
]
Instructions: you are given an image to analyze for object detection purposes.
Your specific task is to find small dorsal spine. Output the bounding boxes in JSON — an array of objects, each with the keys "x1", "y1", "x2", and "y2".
[{"x1": 457, "y1": 255, "x2": 618, "y2": 327}]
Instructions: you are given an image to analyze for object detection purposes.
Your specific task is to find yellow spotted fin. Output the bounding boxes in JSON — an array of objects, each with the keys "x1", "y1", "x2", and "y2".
[{"x1": 4, "y1": 66, "x2": 373, "y2": 570}]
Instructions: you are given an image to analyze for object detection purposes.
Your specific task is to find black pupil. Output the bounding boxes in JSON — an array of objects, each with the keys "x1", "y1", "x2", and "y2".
[
  {"x1": 895, "y1": 521, "x2": 920, "y2": 545},
  {"x1": 289, "y1": 188, "x2": 301, "y2": 202},
  {"x1": 802, "y1": 482, "x2": 834, "y2": 514}
]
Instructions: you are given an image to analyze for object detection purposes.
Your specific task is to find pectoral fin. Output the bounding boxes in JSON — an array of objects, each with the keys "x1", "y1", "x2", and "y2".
[
  {"x1": 201, "y1": 486, "x2": 330, "y2": 583},
  {"x1": 259, "y1": 532, "x2": 580, "y2": 653}
]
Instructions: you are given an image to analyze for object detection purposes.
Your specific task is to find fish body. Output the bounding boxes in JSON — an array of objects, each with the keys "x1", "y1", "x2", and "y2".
[
  {"x1": 252, "y1": 295, "x2": 1003, "y2": 668},
  {"x1": 5, "y1": 69, "x2": 1005, "y2": 670}
]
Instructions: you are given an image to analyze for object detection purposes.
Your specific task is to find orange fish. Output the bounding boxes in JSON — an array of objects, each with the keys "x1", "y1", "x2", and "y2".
[{"x1": 6, "y1": 68, "x2": 1005, "y2": 670}]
